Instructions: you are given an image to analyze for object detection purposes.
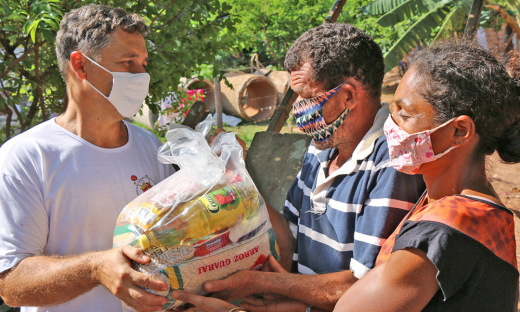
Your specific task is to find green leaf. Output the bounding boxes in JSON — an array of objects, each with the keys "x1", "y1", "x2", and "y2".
[
  {"x1": 377, "y1": 0, "x2": 429, "y2": 26},
  {"x1": 2, "y1": 25, "x2": 19, "y2": 32},
  {"x1": 28, "y1": 20, "x2": 41, "y2": 43},
  {"x1": 432, "y1": 6, "x2": 466, "y2": 41},
  {"x1": 364, "y1": 0, "x2": 410, "y2": 15},
  {"x1": 383, "y1": 5, "x2": 451, "y2": 71},
  {"x1": 41, "y1": 29, "x2": 54, "y2": 42},
  {"x1": 6, "y1": 13, "x2": 26, "y2": 21}
]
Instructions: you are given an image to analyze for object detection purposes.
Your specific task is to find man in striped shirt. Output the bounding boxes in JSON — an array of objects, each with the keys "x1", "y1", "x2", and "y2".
[{"x1": 204, "y1": 24, "x2": 425, "y2": 312}]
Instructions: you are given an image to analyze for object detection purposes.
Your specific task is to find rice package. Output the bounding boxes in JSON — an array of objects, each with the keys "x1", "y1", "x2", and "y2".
[{"x1": 113, "y1": 117, "x2": 279, "y2": 311}]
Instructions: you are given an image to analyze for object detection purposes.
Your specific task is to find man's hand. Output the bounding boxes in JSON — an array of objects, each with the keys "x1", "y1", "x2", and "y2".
[
  {"x1": 261, "y1": 255, "x2": 287, "y2": 273},
  {"x1": 170, "y1": 290, "x2": 240, "y2": 312},
  {"x1": 93, "y1": 245, "x2": 169, "y2": 312},
  {"x1": 203, "y1": 270, "x2": 264, "y2": 302}
]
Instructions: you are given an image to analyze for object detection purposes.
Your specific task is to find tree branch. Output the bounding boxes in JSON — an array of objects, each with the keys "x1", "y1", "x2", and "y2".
[
  {"x1": 150, "y1": 0, "x2": 178, "y2": 28},
  {"x1": 486, "y1": 5, "x2": 520, "y2": 40},
  {"x1": 0, "y1": 79, "x2": 23, "y2": 135},
  {"x1": 34, "y1": 38, "x2": 47, "y2": 120},
  {"x1": 260, "y1": 14, "x2": 278, "y2": 63},
  {"x1": 0, "y1": 40, "x2": 46, "y2": 80}
]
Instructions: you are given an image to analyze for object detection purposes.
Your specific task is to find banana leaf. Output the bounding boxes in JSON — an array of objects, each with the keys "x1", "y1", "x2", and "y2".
[
  {"x1": 433, "y1": 6, "x2": 467, "y2": 41},
  {"x1": 383, "y1": 5, "x2": 452, "y2": 72},
  {"x1": 377, "y1": 0, "x2": 429, "y2": 26},
  {"x1": 363, "y1": 0, "x2": 409, "y2": 15}
]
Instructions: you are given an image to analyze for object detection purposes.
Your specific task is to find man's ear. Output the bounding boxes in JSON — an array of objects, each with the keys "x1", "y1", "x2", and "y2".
[
  {"x1": 452, "y1": 115, "x2": 476, "y2": 146},
  {"x1": 340, "y1": 79, "x2": 359, "y2": 110},
  {"x1": 70, "y1": 51, "x2": 87, "y2": 80}
]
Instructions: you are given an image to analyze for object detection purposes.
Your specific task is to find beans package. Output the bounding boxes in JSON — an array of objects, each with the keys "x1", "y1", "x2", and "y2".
[{"x1": 113, "y1": 117, "x2": 279, "y2": 311}]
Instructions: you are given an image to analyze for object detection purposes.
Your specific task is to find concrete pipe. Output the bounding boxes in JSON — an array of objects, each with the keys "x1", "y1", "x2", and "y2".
[
  {"x1": 266, "y1": 70, "x2": 291, "y2": 106},
  {"x1": 184, "y1": 77, "x2": 215, "y2": 112},
  {"x1": 220, "y1": 73, "x2": 278, "y2": 122}
]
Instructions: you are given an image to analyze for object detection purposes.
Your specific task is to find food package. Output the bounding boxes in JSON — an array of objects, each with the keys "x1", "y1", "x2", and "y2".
[{"x1": 113, "y1": 117, "x2": 279, "y2": 311}]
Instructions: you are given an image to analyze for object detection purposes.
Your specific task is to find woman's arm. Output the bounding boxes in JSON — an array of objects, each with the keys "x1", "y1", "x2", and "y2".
[{"x1": 333, "y1": 248, "x2": 439, "y2": 312}]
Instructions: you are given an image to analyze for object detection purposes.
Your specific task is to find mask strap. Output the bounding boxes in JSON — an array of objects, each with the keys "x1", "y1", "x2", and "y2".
[
  {"x1": 430, "y1": 118, "x2": 458, "y2": 158},
  {"x1": 79, "y1": 52, "x2": 112, "y2": 99},
  {"x1": 84, "y1": 79, "x2": 110, "y2": 100},
  {"x1": 81, "y1": 53, "x2": 111, "y2": 74},
  {"x1": 434, "y1": 144, "x2": 458, "y2": 159},
  {"x1": 430, "y1": 117, "x2": 457, "y2": 134}
]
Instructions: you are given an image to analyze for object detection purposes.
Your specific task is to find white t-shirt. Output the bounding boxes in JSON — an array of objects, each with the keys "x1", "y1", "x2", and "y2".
[{"x1": 0, "y1": 119, "x2": 173, "y2": 312}]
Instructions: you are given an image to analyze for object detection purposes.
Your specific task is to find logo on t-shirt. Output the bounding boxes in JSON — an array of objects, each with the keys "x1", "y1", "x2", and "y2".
[{"x1": 131, "y1": 175, "x2": 156, "y2": 195}]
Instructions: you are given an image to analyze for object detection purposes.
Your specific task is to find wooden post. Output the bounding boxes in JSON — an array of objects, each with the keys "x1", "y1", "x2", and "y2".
[
  {"x1": 214, "y1": 75, "x2": 223, "y2": 129},
  {"x1": 464, "y1": 0, "x2": 485, "y2": 39},
  {"x1": 324, "y1": 0, "x2": 347, "y2": 24},
  {"x1": 266, "y1": 88, "x2": 298, "y2": 132}
]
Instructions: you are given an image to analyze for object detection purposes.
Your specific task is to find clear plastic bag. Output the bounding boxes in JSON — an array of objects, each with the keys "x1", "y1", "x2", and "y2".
[{"x1": 113, "y1": 116, "x2": 279, "y2": 311}]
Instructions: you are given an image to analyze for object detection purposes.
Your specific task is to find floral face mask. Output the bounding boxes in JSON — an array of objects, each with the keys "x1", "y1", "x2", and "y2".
[
  {"x1": 384, "y1": 114, "x2": 458, "y2": 175},
  {"x1": 292, "y1": 85, "x2": 349, "y2": 142}
]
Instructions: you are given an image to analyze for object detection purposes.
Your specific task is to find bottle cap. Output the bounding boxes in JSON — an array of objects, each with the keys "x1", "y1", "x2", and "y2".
[{"x1": 138, "y1": 234, "x2": 150, "y2": 250}]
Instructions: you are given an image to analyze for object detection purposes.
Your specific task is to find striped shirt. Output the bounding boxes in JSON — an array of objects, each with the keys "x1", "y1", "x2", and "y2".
[{"x1": 282, "y1": 104, "x2": 426, "y2": 278}]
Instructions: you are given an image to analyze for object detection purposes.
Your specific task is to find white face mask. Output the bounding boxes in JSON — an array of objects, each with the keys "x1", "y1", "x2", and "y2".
[{"x1": 82, "y1": 53, "x2": 150, "y2": 118}]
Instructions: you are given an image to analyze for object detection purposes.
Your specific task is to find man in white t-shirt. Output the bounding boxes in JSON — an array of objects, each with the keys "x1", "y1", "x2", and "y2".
[{"x1": 0, "y1": 4, "x2": 174, "y2": 312}]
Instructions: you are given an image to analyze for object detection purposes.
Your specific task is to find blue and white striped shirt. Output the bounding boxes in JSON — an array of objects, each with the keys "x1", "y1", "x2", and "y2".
[{"x1": 283, "y1": 104, "x2": 426, "y2": 278}]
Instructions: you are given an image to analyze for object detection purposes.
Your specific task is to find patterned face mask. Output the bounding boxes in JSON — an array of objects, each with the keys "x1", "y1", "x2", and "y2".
[
  {"x1": 384, "y1": 114, "x2": 458, "y2": 175},
  {"x1": 292, "y1": 85, "x2": 349, "y2": 142}
]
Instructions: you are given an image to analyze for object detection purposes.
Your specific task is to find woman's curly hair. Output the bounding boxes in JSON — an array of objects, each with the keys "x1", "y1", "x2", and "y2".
[
  {"x1": 411, "y1": 41, "x2": 520, "y2": 163},
  {"x1": 284, "y1": 23, "x2": 384, "y2": 98}
]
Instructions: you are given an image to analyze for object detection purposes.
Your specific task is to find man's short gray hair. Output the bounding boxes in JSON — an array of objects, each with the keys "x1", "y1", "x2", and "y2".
[{"x1": 56, "y1": 4, "x2": 148, "y2": 81}]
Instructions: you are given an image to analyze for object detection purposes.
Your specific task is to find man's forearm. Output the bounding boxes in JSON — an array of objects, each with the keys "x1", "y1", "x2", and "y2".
[
  {"x1": 257, "y1": 270, "x2": 358, "y2": 311},
  {"x1": 265, "y1": 202, "x2": 295, "y2": 271},
  {"x1": 0, "y1": 253, "x2": 99, "y2": 307}
]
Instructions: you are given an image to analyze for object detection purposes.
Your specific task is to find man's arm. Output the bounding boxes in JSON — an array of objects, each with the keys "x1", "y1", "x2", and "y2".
[
  {"x1": 205, "y1": 258, "x2": 358, "y2": 311},
  {"x1": 264, "y1": 201, "x2": 294, "y2": 271},
  {"x1": 0, "y1": 245, "x2": 168, "y2": 312}
]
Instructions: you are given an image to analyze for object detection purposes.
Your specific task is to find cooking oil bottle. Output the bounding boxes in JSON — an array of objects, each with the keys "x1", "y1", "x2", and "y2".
[{"x1": 136, "y1": 182, "x2": 260, "y2": 250}]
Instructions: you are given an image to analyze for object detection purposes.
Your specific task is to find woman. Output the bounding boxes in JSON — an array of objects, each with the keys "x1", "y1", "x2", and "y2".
[
  {"x1": 172, "y1": 42, "x2": 520, "y2": 311},
  {"x1": 333, "y1": 42, "x2": 520, "y2": 311}
]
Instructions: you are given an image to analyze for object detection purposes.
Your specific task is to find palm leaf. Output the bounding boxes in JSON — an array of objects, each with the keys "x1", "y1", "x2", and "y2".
[
  {"x1": 383, "y1": 5, "x2": 451, "y2": 71},
  {"x1": 377, "y1": 0, "x2": 429, "y2": 27},
  {"x1": 363, "y1": 0, "x2": 409, "y2": 15},
  {"x1": 432, "y1": 6, "x2": 467, "y2": 41}
]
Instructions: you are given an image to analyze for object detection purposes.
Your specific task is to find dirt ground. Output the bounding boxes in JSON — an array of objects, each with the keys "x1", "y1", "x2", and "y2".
[{"x1": 382, "y1": 69, "x2": 520, "y2": 309}]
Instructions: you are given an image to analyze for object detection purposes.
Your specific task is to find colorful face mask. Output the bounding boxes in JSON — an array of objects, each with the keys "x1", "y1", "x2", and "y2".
[
  {"x1": 292, "y1": 85, "x2": 349, "y2": 142},
  {"x1": 82, "y1": 53, "x2": 150, "y2": 118},
  {"x1": 384, "y1": 115, "x2": 458, "y2": 175}
]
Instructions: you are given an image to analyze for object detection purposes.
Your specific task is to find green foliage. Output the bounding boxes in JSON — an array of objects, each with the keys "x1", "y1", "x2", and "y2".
[
  {"x1": 376, "y1": 0, "x2": 429, "y2": 27},
  {"x1": 362, "y1": 0, "x2": 471, "y2": 71},
  {"x1": 384, "y1": 3, "x2": 451, "y2": 70},
  {"x1": 219, "y1": 0, "x2": 330, "y2": 69},
  {"x1": 333, "y1": 0, "x2": 414, "y2": 56},
  {"x1": 0, "y1": 0, "x2": 66, "y2": 144},
  {"x1": 364, "y1": 0, "x2": 410, "y2": 15}
]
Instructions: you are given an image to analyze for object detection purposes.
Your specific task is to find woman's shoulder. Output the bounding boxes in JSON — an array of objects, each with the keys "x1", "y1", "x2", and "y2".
[
  {"x1": 408, "y1": 194, "x2": 516, "y2": 267},
  {"x1": 410, "y1": 195, "x2": 512, "y2": 226}
]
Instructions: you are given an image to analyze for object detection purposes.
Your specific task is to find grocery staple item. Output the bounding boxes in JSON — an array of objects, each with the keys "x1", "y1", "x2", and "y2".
[{"x1": 113, "y1": 117, "x2": 279, "y2": 311}]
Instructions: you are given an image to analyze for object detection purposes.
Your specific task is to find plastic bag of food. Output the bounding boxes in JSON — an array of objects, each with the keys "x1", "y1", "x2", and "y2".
[{"x1": 113, "y1": 116, "x2": 279, "y2": 311}]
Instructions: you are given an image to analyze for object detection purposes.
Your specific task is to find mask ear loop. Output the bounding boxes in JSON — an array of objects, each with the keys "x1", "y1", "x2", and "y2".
[
  {"x1": 428, "y1": 118, "x2": 457, "y2": 134},
  {"x1": 78, "y1": 52, "x2": 114, "y2": 99},
  {"x1": 81, "y1": 53, "x2": 112, "y2": 74},
  {"x1": 429, "y1": 118, "x2": 458, "y2": 159}
]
